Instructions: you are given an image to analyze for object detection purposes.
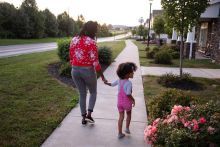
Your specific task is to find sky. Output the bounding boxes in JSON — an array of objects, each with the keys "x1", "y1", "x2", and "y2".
[{"x1": 1, "y1": 0, "x2": 162, "y2": 26}]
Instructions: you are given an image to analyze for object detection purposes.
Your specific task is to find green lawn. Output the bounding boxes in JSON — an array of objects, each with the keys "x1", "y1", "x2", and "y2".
[
  {"x1": 0, "y1": 40, "x2": 125, "y2": 146},
  {"x1": 133, "y1": 40, "x2": 220, "y2": 69},
  {"x1": 0, "y1": 50, "x2": 78, "y2": 146},
  {"x1": 143, "y1": 76, "x2": 220, "y2": 104},
  {"x1": 0, "y1": 37, "x2": 70, "y2": 46}
]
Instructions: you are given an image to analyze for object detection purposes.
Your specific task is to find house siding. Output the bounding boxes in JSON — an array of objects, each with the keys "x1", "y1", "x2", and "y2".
[{"x1": 211, "y1": 18, "x2": 220, "y2": 63}]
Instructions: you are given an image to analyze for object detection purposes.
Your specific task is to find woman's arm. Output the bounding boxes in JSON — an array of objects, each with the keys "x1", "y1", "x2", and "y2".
[
  {"x1": 97, "y1": 70, "x2": 107, "y2": 82},
  {"x1": 104, "y1": 80, "x2": 118, "y2": 86},
  {"x1": 89, "y1": 40, "x2": 107, "y2": 82}
]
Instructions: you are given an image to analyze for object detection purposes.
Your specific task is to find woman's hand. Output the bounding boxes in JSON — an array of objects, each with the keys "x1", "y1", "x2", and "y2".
[{"x1": 102, "y1": 77, "x2": 108, "y2": 83}]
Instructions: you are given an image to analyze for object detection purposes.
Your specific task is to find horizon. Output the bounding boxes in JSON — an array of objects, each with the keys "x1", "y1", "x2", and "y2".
[{"x1": 2, "y1": 0, "x2": 162, "y2": 26}]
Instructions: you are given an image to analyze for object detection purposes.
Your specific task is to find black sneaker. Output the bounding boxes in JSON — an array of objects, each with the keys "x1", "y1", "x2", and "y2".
[
  {"x1": 82, "y1": 119, "x2": 87, "y2": 125},
  {"x1": 85, "y1": 116, "x2": 95, "y2": 124}
]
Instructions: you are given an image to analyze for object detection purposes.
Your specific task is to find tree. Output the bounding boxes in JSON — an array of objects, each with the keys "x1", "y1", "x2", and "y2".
[
  {"x1": 20, "y1": 0, "x2": 45, "y2": 38},
  {"x1": 97, "y1": 23, "x2": 112, "y2": 37},
  {"x1": 13, "y1": 9, "x2": 30, "y2": 38},
  {"x1": 153, "y1": 14, "x2": 165, "y2": 39},
  {"x1": 137, "y1": 25, "x2": 144, "y2": 38},
  {"x1": 107, "y1": 24, "x2": 113, "y2": 30},
  {"x1": 164, "y1": 22, "x2": 172, "y2": 38},
  {"x1": 57, "y1": 11, "x2": 76, "y2": 37},
  {"x1": 131, "y1": 27, "x2": 137, "y2": 36},
  {"x1": 143, "y1": 28, "x2": 148, "y2": 41},
  {"x1": 161, "y1": 0, "x2": 209, "y2": 77},
  {"x1": 76, "y1": 15, "x2": 85, "y2": 29},
  {"x1": 74, "y1": 14, "x2": 85, "y2": 34},
  {"x1": 43, "y1": 9, "x2": 58, "y2": 37},
  {"x1": 0, "y1": 2, "x2": 17, "y2": 38}
]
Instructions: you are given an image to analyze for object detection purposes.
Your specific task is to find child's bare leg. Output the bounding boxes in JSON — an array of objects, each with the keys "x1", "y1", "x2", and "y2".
[
  {"x1": 118, "y1": 111, "x2": 124, "y2": 134},
  {"x1": 126, "y1": 110, "x2": 132, "y2": 132}
]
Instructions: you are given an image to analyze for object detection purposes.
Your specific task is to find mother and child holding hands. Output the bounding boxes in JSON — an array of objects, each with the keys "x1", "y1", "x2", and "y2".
[{"x1": 69, "y1": 21, "x2": 137, "y2": 139}]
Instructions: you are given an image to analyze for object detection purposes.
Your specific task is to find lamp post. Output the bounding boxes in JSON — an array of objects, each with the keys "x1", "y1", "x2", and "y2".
[{"x1": 147, "y1": 0, "x2": 153, "y2": 47}]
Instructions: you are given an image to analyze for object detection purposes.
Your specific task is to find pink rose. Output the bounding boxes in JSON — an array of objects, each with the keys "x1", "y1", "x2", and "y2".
[
  {"x1": 153, "y1": 118, "x2": 160, "y2": 126},
  {"x1": 192, "y1": 119, "x2": 198, "y2": 125},
  {"x1": 171, "y1": 105, "x2": 183, "y2": 115},
  {"x1": 199, "y1": 117, "x2": 206, "y2": 124},
  {"x1": 192, "y1": 119, "x2": 199, "y2": 131},
  {"x1": 151, "y1": 126, "x2": 157, "y2": 134},
  {"x1": 180, "y1": 118, "x2": 186, "y2": 124},
  {"x1": 207, "y1": 126, "x2": 215, "y2": 134},
  {"x1": 184, "y1": 106, "x2": 191, "y2": 111},
  {"x1": 163, "y1": 119, "x2": 168, "y2": 124},
  {"x1": 184, "y1": 121, "x2": 190, "y2": 127},
  {"x1": 167, "y1": 115, "x2": 178, "y2": 123},
  {"x1": 193, "y1": 124, "x2": 199, "y2": 131}
]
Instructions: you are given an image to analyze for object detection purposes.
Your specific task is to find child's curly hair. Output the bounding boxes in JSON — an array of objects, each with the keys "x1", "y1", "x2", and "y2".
[{"x1": 117, "y1": 62, "x2": 137, "y2": 79}]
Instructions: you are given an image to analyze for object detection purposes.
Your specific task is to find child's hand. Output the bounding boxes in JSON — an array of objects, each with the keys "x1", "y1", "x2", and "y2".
[
  {"x1": 104, "y1": 81, "x2": 111, "y2": 86},
  {"x1": 132, "y1": 99, "x2": 135, "y2": 107}
]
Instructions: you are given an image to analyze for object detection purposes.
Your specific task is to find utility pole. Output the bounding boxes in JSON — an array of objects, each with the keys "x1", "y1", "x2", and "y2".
[{"x1": 147, "y1": 0, "x2": 153, "y2": 47}]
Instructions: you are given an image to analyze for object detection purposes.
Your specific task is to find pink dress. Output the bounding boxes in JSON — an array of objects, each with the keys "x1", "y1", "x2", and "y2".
[{"x1": 117, "y1": 80, "x2": 132, "y2": 112}]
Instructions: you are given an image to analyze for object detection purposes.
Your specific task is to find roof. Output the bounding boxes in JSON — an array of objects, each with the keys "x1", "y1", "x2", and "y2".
[{"x1": 210, "y1": 0, "x2": 220, "y2": 5}]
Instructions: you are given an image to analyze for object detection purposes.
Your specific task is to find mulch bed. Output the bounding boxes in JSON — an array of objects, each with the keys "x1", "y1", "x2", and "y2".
[
  {"x1": 162, "y1": 80, "x2": 205, "y2": 91},
  {"x1": 48, "y1": 62, "x2": 75, "y2": 87},
  {"x1": 48, "y1": 62, "x2": 109, "y2": 87}
]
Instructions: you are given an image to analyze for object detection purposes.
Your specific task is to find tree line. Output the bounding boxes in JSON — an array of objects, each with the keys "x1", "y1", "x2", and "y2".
[{"x1": 0, "y1": 0, "x2": 112, "y2": 39}]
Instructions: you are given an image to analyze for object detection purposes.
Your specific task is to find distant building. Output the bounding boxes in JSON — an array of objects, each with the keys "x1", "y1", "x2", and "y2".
[
  {"x1": 144, "y1": 10, "x2": 164, "y2": 40},
  {"x1": 144, "y1": 10, "x2": 163, "y2": 29},
  {"x1": 150, "y1": 10, "x2": 164, "y2": 28},
  {"x1": 196, "y1": 0, "x2": 220, "y2": 63}
]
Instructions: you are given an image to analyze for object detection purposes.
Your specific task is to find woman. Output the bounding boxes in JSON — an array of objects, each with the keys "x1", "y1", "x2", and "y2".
[{"x1": 69, "y1": 21, "x2": 107, "y2": 125}]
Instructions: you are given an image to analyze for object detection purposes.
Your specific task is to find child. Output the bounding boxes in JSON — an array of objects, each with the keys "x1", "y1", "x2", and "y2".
[{"x1": 104, "y1": 62, "x2": 137, "y2": 139}]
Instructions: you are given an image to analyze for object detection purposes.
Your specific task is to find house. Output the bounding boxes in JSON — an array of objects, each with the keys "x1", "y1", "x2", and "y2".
[
  {"x1": 144, "y1": 10, "x2": 165, "y2": 40},
  {"x1": 197, "y1": 0, "x2": 220, "y2": 63},
  {"x1": 150, "y1": 10, "x2": 164, "y2": 29}
]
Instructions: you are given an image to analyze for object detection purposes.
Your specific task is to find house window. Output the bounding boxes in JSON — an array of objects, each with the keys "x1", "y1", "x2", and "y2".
[{"x1": 199, "y1": 23, "x2": 208, "y2": 48}]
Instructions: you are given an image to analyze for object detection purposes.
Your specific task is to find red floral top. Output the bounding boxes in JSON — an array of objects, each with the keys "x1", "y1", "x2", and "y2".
[{"x1": 69, "y1": 36, "x2": 101, "y2": 71}]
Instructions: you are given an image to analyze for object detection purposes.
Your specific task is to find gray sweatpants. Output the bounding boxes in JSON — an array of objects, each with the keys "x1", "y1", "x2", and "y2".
[{"x1": 71, "y1": 66, "x2": 97, "y2": 116}]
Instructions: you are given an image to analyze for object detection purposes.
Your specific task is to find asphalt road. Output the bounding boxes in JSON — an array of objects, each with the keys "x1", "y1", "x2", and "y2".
[{"x1": 0, "y1": 33, "x2": 131, "y2": 58}]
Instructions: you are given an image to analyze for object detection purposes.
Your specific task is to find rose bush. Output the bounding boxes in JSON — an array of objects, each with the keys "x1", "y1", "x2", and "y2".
[{"x1": 145, "y1": 101, "x2": 220, "y2": 146}]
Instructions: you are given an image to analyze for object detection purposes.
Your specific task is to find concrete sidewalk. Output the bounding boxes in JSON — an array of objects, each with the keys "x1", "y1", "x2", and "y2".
[
  {"x1": 141, "y1": 66, "x2": 220, "y2": 79},
  {"x1": 42, "y1": 40, "x2": 149, "y2": 147}
]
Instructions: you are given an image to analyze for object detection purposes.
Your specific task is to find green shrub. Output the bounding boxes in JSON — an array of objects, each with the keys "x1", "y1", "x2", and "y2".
[
  {"x1": 146, "y1": 50, "x2": 156, "y2": 59},
  {"x1": 158, "y1": 72, "x2": 193, "y2": 84},
  {"x1": 160, "y1": 44, "x2": 170, "y2": 50},
  {"x1": 145, "y1": 46, "x2": 150, "y2": 51},
  {"x1": 154, "y1": 50, "x2": 172, "y2": 64},
  {"x1": 171, "y1": 51, "x2": 180, "y2": 59},
  {"x1": 157, "y1": 73, "x2": 205, "y2": 91},
  {"x1": 98, "y1": 46, "x2": 112, "y2": 65},
  {"x1": 57, "y1": 39, "x2": 71, "y2": 62},
  {"x1": 160, "y1": 44, "x2": 180, "y2": 58},
  {"x1": 152, "y1": 46, "x2": 159, "y2": 52},
  {"x1": 165, "y1": 48, "x2": 179, "y2": 59},
  {"x1": 148, "y1": 89, "x2": 197, "y2": 120},
  {"x1": 59, "y1": 62, "x2": 71, "y2": 77},
  {"x1": 170, "y1": 44, "x2": 180, "y2": 52}
]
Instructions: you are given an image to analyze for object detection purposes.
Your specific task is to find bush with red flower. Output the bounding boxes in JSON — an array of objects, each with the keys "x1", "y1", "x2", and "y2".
[{"x1": 144, "y1": 101, "x2": 220, "y2": 146}]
